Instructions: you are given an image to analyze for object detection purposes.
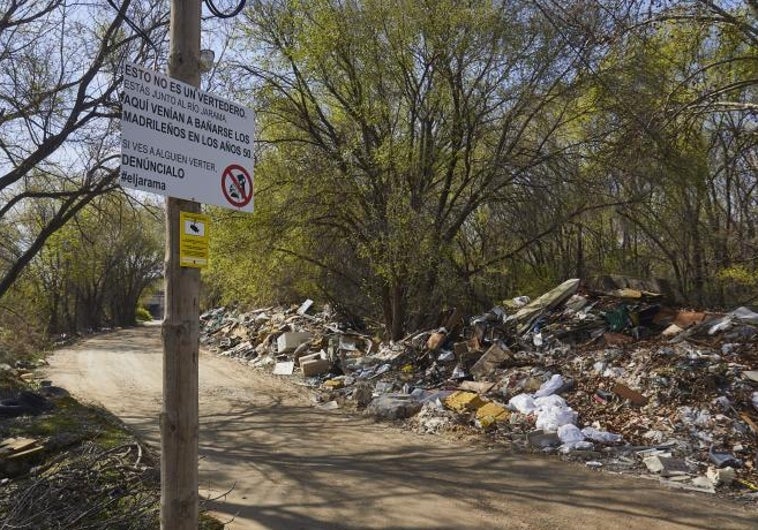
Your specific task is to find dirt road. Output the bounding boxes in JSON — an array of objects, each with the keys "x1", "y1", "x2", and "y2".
[{"x1": 45, "y1": 326, "x2": 757, "y2": 530}]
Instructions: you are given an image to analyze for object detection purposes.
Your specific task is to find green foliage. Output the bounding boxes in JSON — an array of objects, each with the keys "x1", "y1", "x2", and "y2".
[
  {"x1": 12, "y1": 191, "x2": 164, "y2": 334},
  {"x1": 716, "y1": 265, "x2": 758, "y2": 305},
  {"x1": 208, "y1": 0, "x2": 758, "y2": 333},
  {"x1": 0, "y1": 293, "x2": 50, "y2": 366},
  {"x1": 135, "y1": 306, "x2": 153, "y2": 322},
  {"x1": 226, "y1": 0, "x2": 602, "y2": 336},
  {"x1": 204, "y1": 152, "x2": 323, "y2": 308},
  {"x1": 718, "y1": 265, "x2": 758, "y2": 287}
]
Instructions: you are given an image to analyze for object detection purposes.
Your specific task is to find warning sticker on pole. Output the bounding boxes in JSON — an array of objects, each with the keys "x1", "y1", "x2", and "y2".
[
  {"x1": 120, "y1": 62, "x2": 255, "y2": 212},
  {"x1": 179, "y1": 211, "x2": 210, "y2": 268}
]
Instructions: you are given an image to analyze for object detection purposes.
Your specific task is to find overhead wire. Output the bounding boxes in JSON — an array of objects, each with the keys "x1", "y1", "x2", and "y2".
[
  {"x1": 203, "y1": 0, "x2": 247, "y2": 19},
  {"x1": 104, "y1": 1, "x2": 246, "y2": 57}
]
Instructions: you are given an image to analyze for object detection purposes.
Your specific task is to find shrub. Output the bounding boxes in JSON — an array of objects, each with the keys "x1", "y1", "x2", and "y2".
[{"x1": 135, "y1": 306, "x2": 153, "y2": 322}]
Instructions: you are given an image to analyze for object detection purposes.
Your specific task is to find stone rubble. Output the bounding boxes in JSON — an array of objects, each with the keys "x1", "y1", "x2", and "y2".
[{"x1": 200, "y1": 281, "x2": 758, "y2": 501}]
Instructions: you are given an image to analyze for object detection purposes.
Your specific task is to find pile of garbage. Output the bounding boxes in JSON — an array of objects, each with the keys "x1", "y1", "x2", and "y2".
[{"x1": 200, "y1": 278, "x2": 758, "y2": 500}]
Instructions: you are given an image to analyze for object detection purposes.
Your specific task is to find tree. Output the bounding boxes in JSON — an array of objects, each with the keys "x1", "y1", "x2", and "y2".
[
  {"x1": 226, "y1": 0, "x2": 608, "y2": 338},
  {"x1": 583, "y1": 1, "x2": 758, "y2": 304},
  {"x1": 203, "y1": 0, "x2": 755, "y2": 327},
  {"x1": 24, "y1": 192, "x2": 163, "y2": 333},
  {"x1": 0, "y1": 0, "x2": 168, "y2": 300}
]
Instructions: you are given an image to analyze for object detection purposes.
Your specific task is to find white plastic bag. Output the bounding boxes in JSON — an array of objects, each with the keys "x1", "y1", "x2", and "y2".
[
  {"x1": 535, "y1": 405, "x2": 577, "y2": 432},
  {"x1": 581, "y1": 426, "x2": 622, "y2": 443},
  {"x1": 733, "y1": 306, "x2": 758, "y2": 324},
  {"x1": 558, "y1": 424, "x2": 585, "y2": 443},
  {"x1": 534, "y1": 374, "x2": 563, "y2": 398},
  {"x1": 508, "y1": 393, "x2": 537, "y2": 414},
  {"x1": 534, "y1": 394, "x2": 567, "y2": 410},
  {"x1": 559, "y1": 441, "x2": 594, "y2": 454}
]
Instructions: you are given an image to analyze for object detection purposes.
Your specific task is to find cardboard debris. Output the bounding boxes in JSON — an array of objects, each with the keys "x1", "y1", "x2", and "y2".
[
  {"x1": 277, "y1": 332, "x2": 312, "y2": 353},
  {"x1": 470, "y1": 343, "x2": 511, "y2": 380},
  {"x1": 298, "y1": 351, "x2": 326, "y2": 366},
  {"x1": 673, "y1": 310, "x2": 707, "y2": 328},
  {"x1": 0, "y1": 437, "x2": 38, "y2": 454},
  {"x1": 611, "y1": 382, "x2": 648, "y2": 406},
  {"x1": 0, "y1": 437, "x2": 43, "y2": 459},
  {"x1": 301, "y1": 358, "x2": 331, "y2": 377},
  {"x1": 426, "y1": 330, "x2": 447, "y2": 351},
  {"x1": 201, "y1": 283, "x2": 758, "y2": 497}
]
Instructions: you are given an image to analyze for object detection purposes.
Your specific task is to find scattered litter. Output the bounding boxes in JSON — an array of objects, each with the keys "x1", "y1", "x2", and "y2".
[
  {"x1": 272, "y1": 361, "x2": 294, "y2": 376},
  {"x1": 559, "y1": 441, "x2": 594, "y2": 453},
  {"x1": 316, "y1": 400, "x2": 340, "y2": 411},
  {"x1": 534, "y1": 374, "x2": 564, "y2": 398},
  {"x1": 367, "y1": 395, "x2": 422, "y2": 420},
  {"x1": 557, "y1": 424, "x2": 584, "y2": 443},
  {"x1": 508, "y1": 394, "x2": 537, "y2": 414},
  {"x1": 706, "y1": 465, "x2": 736, "y2": 486},
  {"x1": 200, "y1": 282, "x2": 758, "y2": 497},
  {"x1": 445, "y1": 391, "x2": 486, "y2": 412},
  {"x1": 581, "y1": 427, "x2": 622, "y2": 444},
  {"x1": 643, "y1": 456, "x2": 690, "y2": 477},
  {"x1": 527, "y1": 430, "x2": 561, "y2": 449}
]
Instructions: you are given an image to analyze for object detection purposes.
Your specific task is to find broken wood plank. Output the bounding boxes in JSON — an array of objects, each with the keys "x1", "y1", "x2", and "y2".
[
  {"x1": 0, "y1": 437, "x2": 38, "y2": 453},
  {"x1": 7, "y1": 446, "x2": 44, "y2": 459}
]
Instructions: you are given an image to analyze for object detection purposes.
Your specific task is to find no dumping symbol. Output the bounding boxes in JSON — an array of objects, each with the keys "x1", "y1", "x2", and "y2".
[{"x1": 221, "y1": 164, "x2": 253, "y2": 208}]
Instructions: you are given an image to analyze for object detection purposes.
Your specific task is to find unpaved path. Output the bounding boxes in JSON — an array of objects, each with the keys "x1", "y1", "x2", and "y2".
[{"x1": 45, "y1": 326, "x2": 757, "y2": 530}]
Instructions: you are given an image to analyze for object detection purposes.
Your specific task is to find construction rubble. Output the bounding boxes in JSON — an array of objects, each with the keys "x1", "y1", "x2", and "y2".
[{"x1": 200, "y1": 278, "x2": 758, "y2": 501}]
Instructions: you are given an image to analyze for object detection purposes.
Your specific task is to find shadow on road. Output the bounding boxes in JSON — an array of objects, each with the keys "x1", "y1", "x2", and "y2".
[
  {"x1": 52, "y1": 327, "x2": 757, "y2": 530},
  {"x1": 122, "y1": 398, "x2": 757, "y2": 530}
]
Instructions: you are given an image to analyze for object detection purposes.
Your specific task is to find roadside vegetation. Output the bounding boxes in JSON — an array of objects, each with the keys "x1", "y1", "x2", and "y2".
[
  {"x1": 207, "y1": 0, "x2": 757, "y2": 338},
  {"x1": 0, "y1": 363, "x2": 223, "y2": 529},
  {"x1": 0, "y1": 1, "x2": 755, "y2": 526},
  {"x1": 1, "y1": 1, "x2": 755, "y2": 342}
]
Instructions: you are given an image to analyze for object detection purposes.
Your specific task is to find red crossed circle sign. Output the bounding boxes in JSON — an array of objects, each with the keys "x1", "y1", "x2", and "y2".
[{"x1": 221, "y1": 164, "x2": 253, "y2": 208}]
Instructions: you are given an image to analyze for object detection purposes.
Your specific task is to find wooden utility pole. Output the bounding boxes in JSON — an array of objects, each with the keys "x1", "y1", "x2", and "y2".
[{"x1": 162, "y1": 1, "x2": 201, "y2": 529}]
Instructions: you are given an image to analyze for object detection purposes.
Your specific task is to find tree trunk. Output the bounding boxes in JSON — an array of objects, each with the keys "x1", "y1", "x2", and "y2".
[{"x1": 382, "y1": 281, "x2": 407, "y2": 341}]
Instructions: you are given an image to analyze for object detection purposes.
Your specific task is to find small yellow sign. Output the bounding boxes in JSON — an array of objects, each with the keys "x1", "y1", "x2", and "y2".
[{"x1": 179, "y1": 211, "x2": 209, "y2": 268}]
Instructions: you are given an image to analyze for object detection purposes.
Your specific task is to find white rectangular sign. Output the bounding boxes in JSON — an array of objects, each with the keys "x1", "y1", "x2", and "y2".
[{"x1": 120, "y1": 62, "x2": 255, "y2": 212}]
